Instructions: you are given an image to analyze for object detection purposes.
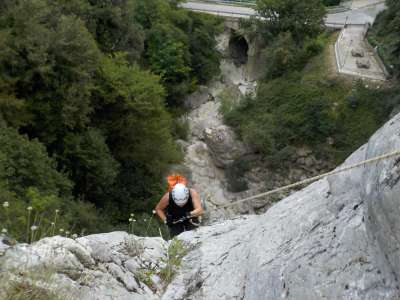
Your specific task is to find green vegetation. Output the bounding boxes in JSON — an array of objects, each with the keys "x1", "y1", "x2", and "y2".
[
  {"x1": 159, "y1": 239, "x2": 189, "y2": 283},
  {"x1": 226, "y1": 3, "x2": 400, "y2": 167},
  {"x1": 368, "y1": 0, "x2": 400, "y2": 78},
  {"x1": 134, "y1": 238, "x2": 189, "y2": 290},
  {"x1": 0, "y1": 0, "x2": 222, "y2": 240},
  {"x1": 0, "y1": 266, "x2": 69, "y2": 300},
  {"x1": 256, "y1": 0, "x2": 326, "y2": 44},
  {"x1": 323, "y1": 0, "x2": 341, "y2": 6}
]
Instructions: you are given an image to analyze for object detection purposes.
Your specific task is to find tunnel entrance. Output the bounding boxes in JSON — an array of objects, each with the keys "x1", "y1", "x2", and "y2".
[{"x1": 229, "y1": 34, "x2": 249, "y2": 66}]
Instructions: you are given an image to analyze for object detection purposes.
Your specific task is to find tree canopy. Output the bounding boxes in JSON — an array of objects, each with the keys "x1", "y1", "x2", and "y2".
[
  {"x1": 0, "y1": 0, "x2": 222, "y2": 237},
  {"x1": 256, "y1": 0, "x2": 326, "y2": 43},
  {"x1": 368, "y1": 0, "x2": 400, "y2": 77}
]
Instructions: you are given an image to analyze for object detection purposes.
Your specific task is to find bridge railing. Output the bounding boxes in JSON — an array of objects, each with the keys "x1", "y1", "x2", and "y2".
[
  {"x1": 186, "y1": 7, "x2": 257, "y2": 18},
  {"x1": 194, "y1": 0, "x2": 256, "y2": 7}
]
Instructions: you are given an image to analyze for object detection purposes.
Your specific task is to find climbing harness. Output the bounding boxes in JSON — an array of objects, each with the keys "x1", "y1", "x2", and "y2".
[{"x1": 172, "y1": 215, "x2": 201, "y2": 227}]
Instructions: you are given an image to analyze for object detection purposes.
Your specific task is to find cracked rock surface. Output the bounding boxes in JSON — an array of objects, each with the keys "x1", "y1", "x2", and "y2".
[
  {"x1": 0, "y1": 232, "x2": 167, "y2": 300},
  {"x1": 162, "y1": 113, "x2": 400, "y2": 300}
]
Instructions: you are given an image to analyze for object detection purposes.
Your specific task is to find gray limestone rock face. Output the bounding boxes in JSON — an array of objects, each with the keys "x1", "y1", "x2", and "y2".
[
  {"x1": 161, "y1": 113, "x2": 400, "y2": 300},
  {"x1": 0, "y1": 232, "x2": 167, "y2": 300}
]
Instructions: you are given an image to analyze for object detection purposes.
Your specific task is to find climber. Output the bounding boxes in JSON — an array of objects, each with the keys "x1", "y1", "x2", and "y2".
[{"x1": 155, "y1": 174, "x2": 204, "y2": 238}]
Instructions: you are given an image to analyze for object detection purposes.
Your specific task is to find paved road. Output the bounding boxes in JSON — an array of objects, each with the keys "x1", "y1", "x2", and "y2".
[
  {"x1": 325, "y1": 2, "x2": 386, "y2": 26},
  {"x1": 182, "y1": 0, "x2": 386, "y2": 26},
  {"x1": 181, "y1": 1, "x2": 255, "y2": 18},
  {"x1": 335, "y1": 25, "x2": 387, "y2": 81}
]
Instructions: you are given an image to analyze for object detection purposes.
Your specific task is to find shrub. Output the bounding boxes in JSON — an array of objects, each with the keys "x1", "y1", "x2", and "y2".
[
  {"x1": 224, "y1": 75, "x2": 336, "y2": 157},
  {"x1": 226, "y1": 159, "x2": 251, "y2": 193},
  {"x1": 159, "y1": 239, "x2": 189, "y2": 283},
  {"x1": 172, "y1": 117, "x2": 190, "y2": 141}
]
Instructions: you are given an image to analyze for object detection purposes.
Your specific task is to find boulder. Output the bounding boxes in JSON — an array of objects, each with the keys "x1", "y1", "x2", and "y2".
[
  {"x1": 351, "y1": 48, "x2": 365, "y2": 57},
  {"x1": 0, "y1": 232, "x2": 167, "y2": 300},
  {"x1": 356, "y1": 58, "x2": 371, "y2": 69},
  {"x1": 184, "y1": 86, "x2": 213, "y2": 110}
]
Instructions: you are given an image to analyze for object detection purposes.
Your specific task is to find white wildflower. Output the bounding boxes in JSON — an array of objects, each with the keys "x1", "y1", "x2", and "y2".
[
  {"x1": 72, "y1": 234, "x2": 78, "y2": 239},
  {"x1": 129, "y1": 218, "x2": 133, "y2": 222},
  {"x1": 3, "y1": 202, "x2": 9, "y2": 208},
  {"x1": 27, "y1": 206, "x2": 33, "y2": 211},
  {"x1": 55, "y1": 209, "x2": 60, "y2": 214},
  {"x1": 1, "y1": 228, "x2": 7, "y2": 234},
  {"x1": 30, "y1": 225, "x2": 38, "y2": 231},
  {"x1": 130, "y1": 213, "x2": 134, "y2": 217},
  {"x1": 59, "y1": 228, "x2": 64, "y2": 233},
  {"x1": 51, "y1": 222, "x2": 55, "y2": 226}
]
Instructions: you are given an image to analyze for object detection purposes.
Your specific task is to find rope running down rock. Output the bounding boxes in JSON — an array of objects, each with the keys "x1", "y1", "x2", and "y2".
[{"x1": 212, "y1": 149, "x2": 400, "y2": 210}]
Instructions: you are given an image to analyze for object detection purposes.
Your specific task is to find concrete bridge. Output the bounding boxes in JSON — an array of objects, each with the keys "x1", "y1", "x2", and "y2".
[
  {"x1": 181, "y1": 0, "x2": 385, "y2": 27},
  {"x1": 182, "y1": 0, "x2": 388, "y2": 81}
]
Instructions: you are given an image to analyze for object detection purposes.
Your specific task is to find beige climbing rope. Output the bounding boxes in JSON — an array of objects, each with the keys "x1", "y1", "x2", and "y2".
[{"x1": 212, "y1": 149, "x2": 400, "y2": 210}]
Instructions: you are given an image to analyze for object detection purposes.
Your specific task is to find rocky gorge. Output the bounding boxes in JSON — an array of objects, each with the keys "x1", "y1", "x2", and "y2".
[
  {"x1": 1, "y1": 103, "x2": 400, "y2": 300},
  {"x1": 2, "y1": 18, "x2": 400, "y2": 300},
  {"x1": 2, "y1": 0, "x2": 400, "y2": 298},
  {"x1": 177, "y1": 27, "x2": 336, "y2": 219}
]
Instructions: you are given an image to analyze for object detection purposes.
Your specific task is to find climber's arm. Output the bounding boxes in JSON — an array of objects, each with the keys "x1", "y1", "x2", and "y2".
[
  {"x1": 155, "y1": 192, "x2": 169, "y2": 223},
  {"x1": 190, "y1": 189, "x2": 204, "y2": 217}
]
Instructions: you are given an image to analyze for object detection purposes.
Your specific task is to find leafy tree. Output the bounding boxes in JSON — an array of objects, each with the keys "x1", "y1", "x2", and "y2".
[
  {"x1": 369, "y1": 0, "x2": 400, "y2": 77},
  {"x1": 224, "y1": 76, "x2": 335, "y2": 157},
  {"x1": 0, "y1": 0, "x2": 222, "y2": 235},
  {"x1": 61, "y1": 129, "x2": 120, "y2": 206},
  {"x1": 146, "y1": 23, "x2": 191, "y2": 103},
  {"x1": 0, "y1": 91, "x2": 32, "y2": 128},
  {"x1": 0, "y1": 126, "x2": 73, "y2": 198},
  {"x1": 256, "y1": 0, "x2": 326, "y2": 43},
  {"x1": 133, "y1": 0, "x2": 222, "y2": 105},
  {"x1": 188, "y1": 12, "x2": 222, "y2": 84},
  {"x1": 263, "y1": 32, "x2": 326, "y2": 79},
  {"x1": 0, "y1": 2, "x2": 101, "y2": 146},
  {"x1": 94, "y1": 55, "x2": 179, "y2": 170},
  {"x1": 92, "y1": 55, "x2": 180, "y2": 217},
  {"x1": 46, "y1": 0, "x2": 144, "y2": 62},
  {"x1": 0, "y1": 126, "x2": 110, "y2": 240},
  {"x1": 131, "y1": 0, "x2": 171, "y2": 30}
]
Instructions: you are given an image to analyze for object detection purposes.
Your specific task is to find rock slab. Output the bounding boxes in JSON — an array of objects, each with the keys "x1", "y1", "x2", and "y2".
[{"x1": 162, "y1": 113, "x2": 400, "y2": 300}]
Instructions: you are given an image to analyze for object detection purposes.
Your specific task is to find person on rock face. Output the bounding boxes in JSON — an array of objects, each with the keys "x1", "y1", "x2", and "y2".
[{"x1": 155, "y1": 175, "x2": 203, "y2": 238}]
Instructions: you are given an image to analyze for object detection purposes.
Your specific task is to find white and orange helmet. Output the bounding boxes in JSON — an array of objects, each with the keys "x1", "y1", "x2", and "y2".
[{"x1": 171, "y1": 183, "x2": 189, "y2": 207}]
